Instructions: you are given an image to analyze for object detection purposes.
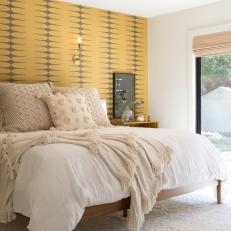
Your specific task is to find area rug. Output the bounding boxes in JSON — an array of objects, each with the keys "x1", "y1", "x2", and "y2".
[
  {"x1": 1, "y1": 186, "x2": 231, "y2": 231},
  {"x1": 78, "y1": 186, "x2": 231, "y2": 231}
]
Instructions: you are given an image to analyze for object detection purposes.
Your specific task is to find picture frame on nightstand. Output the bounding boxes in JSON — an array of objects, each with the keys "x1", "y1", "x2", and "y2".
[{"x1": 113, "y1": 73, "x2": 135, "y2": 118}]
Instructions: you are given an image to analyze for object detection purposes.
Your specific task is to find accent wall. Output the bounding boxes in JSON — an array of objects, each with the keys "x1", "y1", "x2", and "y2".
[{"x1": 0, "y1": 0, "x2": 147, "y2": 117}]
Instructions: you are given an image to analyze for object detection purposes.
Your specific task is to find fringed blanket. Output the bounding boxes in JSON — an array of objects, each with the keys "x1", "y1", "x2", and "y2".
[{"x1": 0, "y1": 131, "x2": 172, "y2": 231}]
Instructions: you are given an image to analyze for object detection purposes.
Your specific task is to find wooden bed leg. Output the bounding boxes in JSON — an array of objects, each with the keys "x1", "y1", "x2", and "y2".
[
  {"x1": 217, "y1": 180, "x2": 222, "y2": 204},
  {"x1": 123, "y1": 208, "x2": 128, "y2": 217}
]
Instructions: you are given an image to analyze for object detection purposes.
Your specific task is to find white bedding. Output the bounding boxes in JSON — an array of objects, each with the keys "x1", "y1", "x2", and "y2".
[{"x1": 0, "y1": 127, "x2": 227, "y2": 231}]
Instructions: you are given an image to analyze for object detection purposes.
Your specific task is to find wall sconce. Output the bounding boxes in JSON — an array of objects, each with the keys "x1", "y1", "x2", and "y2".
[{"x1": 72, "y1": 36, "x2": 82, "y2": 65}]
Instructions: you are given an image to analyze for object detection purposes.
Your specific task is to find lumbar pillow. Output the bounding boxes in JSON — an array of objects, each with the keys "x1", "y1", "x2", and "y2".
[
  {"x1": 41, "y1": 93, "x2": 97, "y2": 131},
  {"x1": 50, "y1": 84, "x2": 111, "y2": 127},
  {"x1": 0, "y1": 83, "x2": 53, "y2": 132}
]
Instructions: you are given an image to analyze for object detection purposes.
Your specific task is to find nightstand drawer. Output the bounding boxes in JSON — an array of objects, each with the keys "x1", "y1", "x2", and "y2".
[{"x1": 110, "y1": 120, "x2": 159, "y2": 128}]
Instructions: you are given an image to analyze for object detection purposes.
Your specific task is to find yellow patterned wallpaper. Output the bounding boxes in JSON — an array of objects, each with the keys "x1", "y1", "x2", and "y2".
[{"x1": 0, "y1": 0, "x2": 147, "y2": 117}]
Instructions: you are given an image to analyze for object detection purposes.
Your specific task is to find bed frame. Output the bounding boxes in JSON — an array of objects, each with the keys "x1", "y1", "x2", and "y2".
[
  {"x1": 81, "y1": 180, "x2": 222, "y2": 220},
  {"x1": 12, "y1": 180, "x2": 221, "y2": 228}
]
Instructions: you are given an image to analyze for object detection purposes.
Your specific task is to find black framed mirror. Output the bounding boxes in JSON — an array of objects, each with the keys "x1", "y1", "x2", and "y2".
[{"x1": 113, "y1": 73, "x2": 135, "y2": 118}]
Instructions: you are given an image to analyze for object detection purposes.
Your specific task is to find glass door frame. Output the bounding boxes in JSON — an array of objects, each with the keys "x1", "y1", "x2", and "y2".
[{"x1": 196, "y1": 57, "x2": 202, "y2": 134}]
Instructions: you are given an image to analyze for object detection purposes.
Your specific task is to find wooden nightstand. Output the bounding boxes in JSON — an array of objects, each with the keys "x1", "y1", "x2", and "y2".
[{"x1": 110, "y1": 119, "x2": 159, "y2": 128}]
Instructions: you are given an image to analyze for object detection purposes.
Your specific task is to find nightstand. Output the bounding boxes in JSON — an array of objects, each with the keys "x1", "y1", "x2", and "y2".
[{"x1": 110, "y1": 119, "x2": 159, "y2": 128}]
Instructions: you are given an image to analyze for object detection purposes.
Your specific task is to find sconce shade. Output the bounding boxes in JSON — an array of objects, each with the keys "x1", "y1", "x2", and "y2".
[{"x1": 77, "y1": 36, "x2": 82, "y2": 44}]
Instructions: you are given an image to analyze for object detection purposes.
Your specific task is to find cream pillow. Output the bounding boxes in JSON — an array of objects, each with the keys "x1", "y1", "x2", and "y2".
[
  {"x1": 41, "y1": 93, "x2": 97, "y2": 131},
  {"x1": 50, "y1": 84, "x2": 111, "y2": 127},
  {"x1": 0, "y1": 83, "x2": 53, "y2": 132}
]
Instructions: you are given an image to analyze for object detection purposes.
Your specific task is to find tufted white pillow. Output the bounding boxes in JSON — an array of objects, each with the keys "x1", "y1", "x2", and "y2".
[
  {"x1": 50, "y1": 84, "x2": 111, "y2": 127},
  {"x1": 0, "y1": 83, "x2": 53, "y2": 132},
  {"x1": 41, "y1": 93, "x2": 97, "y2": 131}
]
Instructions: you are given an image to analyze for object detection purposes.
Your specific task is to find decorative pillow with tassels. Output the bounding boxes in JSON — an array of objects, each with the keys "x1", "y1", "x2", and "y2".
[
  {"x1": 41, "y1": 93, "x2": 97, "y2": 131},
  {"x1": 50, "y1": 83, "x2": 111, "y2": 127}
]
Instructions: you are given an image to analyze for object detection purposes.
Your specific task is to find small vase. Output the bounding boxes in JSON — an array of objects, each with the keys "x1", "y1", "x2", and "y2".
[
  {"x1": 122, "y1": 109, "x2": 134, "y2": 122},
  {"x1": 136, "y1": 115, "x2": 145, "y2": 122}
]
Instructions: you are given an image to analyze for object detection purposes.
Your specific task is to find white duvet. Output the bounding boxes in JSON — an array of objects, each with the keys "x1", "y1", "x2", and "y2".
[{"x1": 0, "y1": 127, "x2": 227, "y2": 231}]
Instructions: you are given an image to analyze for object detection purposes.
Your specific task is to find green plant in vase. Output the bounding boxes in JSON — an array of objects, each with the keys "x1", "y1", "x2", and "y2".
[{"x1": 118, "y1": 89, "x2": 144, "y2": 122}]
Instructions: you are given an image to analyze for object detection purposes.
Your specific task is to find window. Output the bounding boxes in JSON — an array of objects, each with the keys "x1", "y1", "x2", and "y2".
[{"x1": 196, "y1": 54, "x2": 231, "y2": 151}]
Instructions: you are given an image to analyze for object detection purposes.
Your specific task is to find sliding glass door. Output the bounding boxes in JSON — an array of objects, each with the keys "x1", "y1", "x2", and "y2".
[{"x1": 196, "y1": 54, "x2": 231, "y2": 151}]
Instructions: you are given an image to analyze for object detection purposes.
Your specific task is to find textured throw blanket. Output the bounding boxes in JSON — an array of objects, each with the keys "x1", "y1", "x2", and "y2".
[{"x1": 0, "y1": 131, "x2": 172, "y2": 231}]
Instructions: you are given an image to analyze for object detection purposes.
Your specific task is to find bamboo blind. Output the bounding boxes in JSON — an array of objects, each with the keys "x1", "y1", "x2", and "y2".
[{"x1": 193, "y1": 30, "x2": 231, "y2": 57}]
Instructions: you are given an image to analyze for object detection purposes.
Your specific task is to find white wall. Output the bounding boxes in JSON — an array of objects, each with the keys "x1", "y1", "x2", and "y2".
[{"x1": 148, "y1": 0, "x2": 231, "y2": 131}]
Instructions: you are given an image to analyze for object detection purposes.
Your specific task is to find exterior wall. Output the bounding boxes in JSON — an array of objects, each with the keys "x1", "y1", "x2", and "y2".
[{"x1": 202, "y1": 88, "x2": 231, "y2": 133}]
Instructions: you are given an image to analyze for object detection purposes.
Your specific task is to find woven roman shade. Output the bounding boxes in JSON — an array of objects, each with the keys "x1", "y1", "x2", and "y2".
[{"x1": 193, "y1": 30, "x2": 231, "y2": 57}]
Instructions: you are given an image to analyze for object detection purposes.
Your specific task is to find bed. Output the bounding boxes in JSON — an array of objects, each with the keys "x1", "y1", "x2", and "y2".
[
  {"x1": 0, "y1": 83, "x2": 227, "y2": 231},
  {"x1": 0, "y1": 127, "x2": 226, "y2": 231}
]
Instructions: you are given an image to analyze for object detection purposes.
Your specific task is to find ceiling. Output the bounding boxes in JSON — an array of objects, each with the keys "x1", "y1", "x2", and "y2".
[{"x1": 59, "y1": 0, "x2": 222, "y2": 17}]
